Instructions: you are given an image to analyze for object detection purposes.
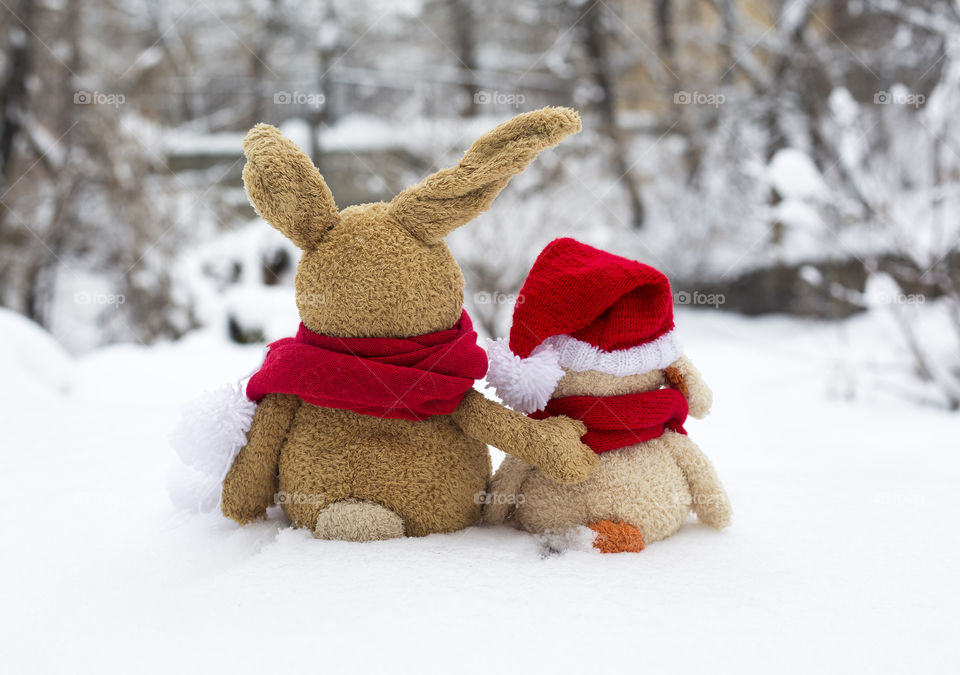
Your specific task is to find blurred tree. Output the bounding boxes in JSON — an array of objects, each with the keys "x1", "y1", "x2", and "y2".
[
  {"x1": 575, "y1": 0, "x2": 646, "y2": 229},
  {"x1": 0, "y1": 0, "x2": 955, "y2": 411},
  {"x1": 449, "y1": 0, "x2": 479, "y2": 117}
]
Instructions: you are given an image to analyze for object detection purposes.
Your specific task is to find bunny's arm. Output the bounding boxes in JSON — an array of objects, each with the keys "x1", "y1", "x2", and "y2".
[
  {"x1": 451, "y1": 389, "x2": 598, "y2": 484},
  {"x1": 663, "y1": 354, "x2": 713, "y2": 418},
  {"x1": 221, "y1": 393, "x2": 300, "y2": 524},
  {"x1": 668, "y1": 437, "x2": 732, "y2": 530}
]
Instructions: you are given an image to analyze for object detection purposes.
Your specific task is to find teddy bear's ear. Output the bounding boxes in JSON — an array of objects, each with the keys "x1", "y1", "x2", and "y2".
[
  {"x1": 665, "y1": 355, "x2": 713, "y2": 419},
  {"x1": 242, "y1": 124, "x2": 339, "y2": 250},
  {"x1": 388, "y1": 107, "x2": 581, "y2": 244}
]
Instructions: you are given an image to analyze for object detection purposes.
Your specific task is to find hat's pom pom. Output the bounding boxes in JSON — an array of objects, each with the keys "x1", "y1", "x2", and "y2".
[
  {"x1": 168, "y1": 384, "x2": 257, "y2": 513},
  {"x1": 485, "y1": 338, "x2": 564, "y2": 413}
]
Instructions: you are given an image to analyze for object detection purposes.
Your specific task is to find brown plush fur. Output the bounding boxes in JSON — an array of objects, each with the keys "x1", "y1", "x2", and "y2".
[
  {"x1": 390, "y1": 107, "x2": 582, "y2": 244},
  {"x1": 221, "y1": 393, "x2": 299, "y2": 524},
  {"x1": 483, "y1": 360, "x2": 732, "y2": 547},
  {"x1": 221, "y1": 108, "x2": 599, "y2": 541}
]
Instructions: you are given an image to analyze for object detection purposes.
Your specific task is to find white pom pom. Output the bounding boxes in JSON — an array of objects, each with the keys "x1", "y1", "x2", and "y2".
[
  {"x1": 170, "y1": 384, "x2": 257, "y2": 479},
  {"x1": 166, "y1": 464, "x2": 223, "y2": 514},
  {"x1": 485, "y1": 338, "x2": 564, "y2": 413}
]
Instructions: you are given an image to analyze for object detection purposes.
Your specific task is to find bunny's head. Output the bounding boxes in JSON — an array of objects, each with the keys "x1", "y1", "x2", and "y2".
[{"x1": 241, "y1": 107, "x2": 581, "y2": 338}]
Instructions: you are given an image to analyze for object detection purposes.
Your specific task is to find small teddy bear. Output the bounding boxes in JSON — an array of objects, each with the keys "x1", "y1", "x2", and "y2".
[
  {"x1": 483, "y1": 238, "x2": 732, "y2": 552},
  {"x1": 197, "y1": 109, "x2": 600, "y2": 542}
]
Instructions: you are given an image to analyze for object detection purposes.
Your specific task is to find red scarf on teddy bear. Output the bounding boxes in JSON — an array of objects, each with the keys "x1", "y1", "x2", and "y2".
[
  {"x1": 246, "y1": 311, "x2": 487, "y2": 421},
  {"x1": 529, "y1": 388, "x2": 688, "y2": 453}
]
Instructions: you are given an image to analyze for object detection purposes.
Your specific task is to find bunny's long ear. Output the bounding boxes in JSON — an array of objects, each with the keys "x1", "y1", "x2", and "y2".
[
  {"x1": 242, "y1": 124, "x2": 339, "y2": 250},
  {"x1": 389, "y1": 107, "x2": 581, "y2": 243}
]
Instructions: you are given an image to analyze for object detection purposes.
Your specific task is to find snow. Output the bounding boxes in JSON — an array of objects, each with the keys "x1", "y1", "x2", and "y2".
[
  {"x1": 773, "y1": 198, "x2": 822, "y2": 232},
  {"x1": 768, "y1": 148, "x2": 827, "y2": 201},
  {"x1": 0, "y1": 309, "x2": 73, "y2": 396},
  {"x1": 1, "y1": 307, "x2": 958, "y2": 673}
]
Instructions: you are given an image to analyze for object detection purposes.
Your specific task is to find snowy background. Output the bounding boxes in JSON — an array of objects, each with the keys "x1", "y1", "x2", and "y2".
[{"x1": 1, "y1": 0, "x2": 958, "y2": 672}]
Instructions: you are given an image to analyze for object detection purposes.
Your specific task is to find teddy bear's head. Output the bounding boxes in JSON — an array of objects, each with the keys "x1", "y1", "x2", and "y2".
[{"x1": 241, "y1": 108, "x2": 581, "y2": 338}]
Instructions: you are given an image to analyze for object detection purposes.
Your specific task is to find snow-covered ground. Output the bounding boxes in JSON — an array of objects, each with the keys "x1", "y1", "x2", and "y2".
[{"x1": 1, "y1": 306, "x2": 958, "y2": 674}]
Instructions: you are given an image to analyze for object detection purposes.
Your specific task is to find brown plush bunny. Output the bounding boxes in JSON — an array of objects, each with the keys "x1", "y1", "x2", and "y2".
[
  {"x1": 483, "y1": 239, "x2": 731, "y2": 552},
  {"x1": 219, "y1": 108, "x2": 598, "y2": 541}
]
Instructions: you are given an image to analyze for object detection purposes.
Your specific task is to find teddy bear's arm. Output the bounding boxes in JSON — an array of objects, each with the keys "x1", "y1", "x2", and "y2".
[
  {"x1": 668, "y1": 438, "x2": 732, "y2": 530},
  {"x1": 451, "y1": 389, "x2": 597, "y2": 484},
  {"x1": 221, "y1": 393, "x2": 300, "y2": 524},
  {"x1": 664, "y1": 355, "x2": 713, "y2": 418}
]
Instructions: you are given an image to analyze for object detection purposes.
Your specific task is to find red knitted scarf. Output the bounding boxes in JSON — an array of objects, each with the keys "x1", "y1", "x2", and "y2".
[
  {"x1": 529, "y1": 388, "x2": 688, "y2": 453},
  {"x1": 246, "y1": 311, "x2": 487, "y2": 421}
]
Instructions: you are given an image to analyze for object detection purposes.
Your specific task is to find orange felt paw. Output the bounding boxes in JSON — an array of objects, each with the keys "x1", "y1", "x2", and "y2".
[{"x1": 588, "y1": 519, "x2": 645, "y2": 553}]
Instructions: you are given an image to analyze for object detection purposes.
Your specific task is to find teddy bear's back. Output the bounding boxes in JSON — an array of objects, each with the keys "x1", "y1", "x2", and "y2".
[{"x1": 511, "y1": 431, "x2": 694, "y2": 543}]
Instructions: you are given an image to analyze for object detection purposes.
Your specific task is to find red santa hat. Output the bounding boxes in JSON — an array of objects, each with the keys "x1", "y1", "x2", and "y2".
[{"x1": 486, "y1": 238, "x2": 681, "y2": 412}]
